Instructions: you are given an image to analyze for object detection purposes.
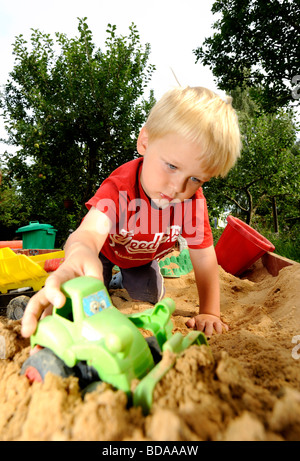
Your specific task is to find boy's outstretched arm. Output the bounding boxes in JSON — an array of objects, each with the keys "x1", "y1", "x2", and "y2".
[
  {"x1": 186, "y1": 246, "x2": 228, "y2": 336},
  {"x1": 21, "y1": 207, "x2": 111, "y2": 338}
]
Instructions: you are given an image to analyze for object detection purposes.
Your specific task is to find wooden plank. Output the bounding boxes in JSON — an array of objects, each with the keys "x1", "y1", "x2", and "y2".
[{"x1": 261, "y1": 251, "x2": 299, "y2": 276}]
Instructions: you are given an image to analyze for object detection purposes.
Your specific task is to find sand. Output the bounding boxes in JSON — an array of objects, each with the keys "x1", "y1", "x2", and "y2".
[{"x1": 0, "y1": 258, "x2": 300, "y2": 441}]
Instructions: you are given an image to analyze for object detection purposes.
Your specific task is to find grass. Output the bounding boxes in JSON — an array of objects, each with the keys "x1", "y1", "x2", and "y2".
[{"x1": 263, "y1": 232, "x2": 300, "y2": 263}]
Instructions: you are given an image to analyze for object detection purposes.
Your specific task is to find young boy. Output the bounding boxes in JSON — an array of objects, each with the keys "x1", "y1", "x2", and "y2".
[{"x1": 21, "y1": 86, "x2": 241, "y2": 339}]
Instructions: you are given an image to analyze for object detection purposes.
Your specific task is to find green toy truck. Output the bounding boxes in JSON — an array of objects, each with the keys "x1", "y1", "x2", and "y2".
[{"x1": 21, "y1": 276, "x2": 208, "y2": 414}]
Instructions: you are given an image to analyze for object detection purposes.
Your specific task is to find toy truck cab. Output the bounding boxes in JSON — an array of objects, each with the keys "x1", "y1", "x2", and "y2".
[{"x1": 30, "y1": 276, "x2": 113, "y2": 353}]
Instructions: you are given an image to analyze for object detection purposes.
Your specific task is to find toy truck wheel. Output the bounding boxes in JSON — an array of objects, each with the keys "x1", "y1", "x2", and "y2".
[
  {"x1": 73, "y1": 361, "x2": 100, "y2": 388},
  {"x1": 146, "y1": 336, "x2": 162, "y2": 364},
  {"x1": 21, "y1": 348, "x2": 75, "y2": 383},
  {"x1": 7, "y1": 295, "x2": 30, "y2": 320}
]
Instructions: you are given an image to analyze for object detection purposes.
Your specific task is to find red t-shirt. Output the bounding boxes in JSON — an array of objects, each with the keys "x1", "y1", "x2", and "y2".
[{"x1": 86, "y1": 158, "x2": 213, "y2": 268}]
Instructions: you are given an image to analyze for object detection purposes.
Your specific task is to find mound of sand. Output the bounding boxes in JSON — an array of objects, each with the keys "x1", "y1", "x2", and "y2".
[{"x1": 0, "y1": 259, "x2": 300, "y2": 441}]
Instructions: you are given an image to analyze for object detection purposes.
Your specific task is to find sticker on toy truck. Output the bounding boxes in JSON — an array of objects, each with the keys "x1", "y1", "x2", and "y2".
[{"x1": 83, "y1": 290, "x2": 112, "y2": 317}]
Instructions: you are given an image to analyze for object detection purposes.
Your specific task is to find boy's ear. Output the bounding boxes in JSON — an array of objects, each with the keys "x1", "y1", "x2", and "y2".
[{"x1": 137, "y1": 126, "x2": 149, "y2": 156}]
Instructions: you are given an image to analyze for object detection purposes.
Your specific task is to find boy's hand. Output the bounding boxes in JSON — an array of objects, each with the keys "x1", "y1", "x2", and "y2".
[
  {"x1": 185, "y1": 314, "x2": 229, "y2": 337},
  {"x1": 21, "y1": 272, "x2": 68, "y2": 338},
  {"x1": 21, "y1": 207, "x2": 110, "y2": 339},
  {"x1": 21, "y1": 252, "x2": 103, "y2": 338}
]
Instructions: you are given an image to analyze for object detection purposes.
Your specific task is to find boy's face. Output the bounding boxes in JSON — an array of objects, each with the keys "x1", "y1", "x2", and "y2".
[{"x1": 137, "y1": 128, "x2": 211, "y2": 209}]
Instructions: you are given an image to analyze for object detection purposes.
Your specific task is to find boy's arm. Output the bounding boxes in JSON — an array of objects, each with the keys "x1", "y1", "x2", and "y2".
[
  {"x1": 21, "y1": 207, "x2": 111, "y2": 338},
  {"x1": 186, "y1": 245, "x2": 228, "y2": 336}
]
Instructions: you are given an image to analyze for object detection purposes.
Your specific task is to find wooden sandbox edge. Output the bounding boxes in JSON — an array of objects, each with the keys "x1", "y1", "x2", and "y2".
[{"x1": 261, "y1": 251, "x2": 300, "y2": 277}]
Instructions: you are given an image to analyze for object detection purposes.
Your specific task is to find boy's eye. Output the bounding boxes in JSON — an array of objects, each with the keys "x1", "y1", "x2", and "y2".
[
  {"x1": 167, "y1": 163, "x2": 177, "y2": 170},
  {"x1": 190, "y1": 177, "x2": 201, "y2": 184}
]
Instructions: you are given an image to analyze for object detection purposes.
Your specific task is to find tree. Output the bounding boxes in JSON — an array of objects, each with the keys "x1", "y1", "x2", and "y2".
[
  {"x1": 0, "y1": 156, "x2": 32, "y2": 238},
  {"x1": 204, "y1": 88, "x2": 300, "y2": 231},
  {"x1": 194, "y1": 0, "x2": 300, "y2": 112},
  {"x1": 0, "y1": 18, "x2": 156, "y2": 244}
]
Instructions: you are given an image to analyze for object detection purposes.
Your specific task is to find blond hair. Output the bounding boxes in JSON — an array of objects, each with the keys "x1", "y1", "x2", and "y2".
[{"x1": 145, "y1": 86, "x2": 242, "y2": 177}]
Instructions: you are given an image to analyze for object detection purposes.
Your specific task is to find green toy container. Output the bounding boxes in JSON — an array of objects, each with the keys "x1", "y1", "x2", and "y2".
[{"x1": 16, "y1": 221, "x2": 57, "y2": 249}]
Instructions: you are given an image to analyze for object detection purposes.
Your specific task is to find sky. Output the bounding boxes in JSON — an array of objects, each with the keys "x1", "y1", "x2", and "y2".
[{"x1": 0, "y1": 0, "x2": 222, "y2": 154}]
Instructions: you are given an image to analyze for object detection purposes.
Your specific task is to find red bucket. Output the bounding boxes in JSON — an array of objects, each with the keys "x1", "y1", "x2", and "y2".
[{"x1": 215, "y1": 216, "x2": 275, "y2": 276}]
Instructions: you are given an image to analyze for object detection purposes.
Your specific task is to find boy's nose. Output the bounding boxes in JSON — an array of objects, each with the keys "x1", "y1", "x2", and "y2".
[{"x1": 171, "y1": 177, "x2": 187, "y2": 195}]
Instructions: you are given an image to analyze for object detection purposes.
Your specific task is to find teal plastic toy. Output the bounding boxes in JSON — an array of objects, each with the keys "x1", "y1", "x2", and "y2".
[
  {"x1": 21, "y1": 276, "x2": 209, "y2": 414},
  {"x1": 159, "y1": 249, "x2": 193, "y2": 278}
]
